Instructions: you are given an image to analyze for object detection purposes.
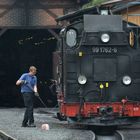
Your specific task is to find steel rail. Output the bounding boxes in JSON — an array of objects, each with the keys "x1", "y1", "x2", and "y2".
[
  {"x1": 0, "y1": 130, "x2": 17, "y2": 140},
  {"x1": 95, "y1": 131, "x2": 123, "y2": 140}
]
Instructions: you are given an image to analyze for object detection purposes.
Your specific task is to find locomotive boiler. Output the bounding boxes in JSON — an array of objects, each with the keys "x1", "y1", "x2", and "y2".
[{"x1": 55, "y1": 7, "x2": 140, "y2": 126}]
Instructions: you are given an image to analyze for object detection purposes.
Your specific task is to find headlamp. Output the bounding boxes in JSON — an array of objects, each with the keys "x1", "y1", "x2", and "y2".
[
  {"x1": 78, "y1": 75, "x2": 87, "y2": 85},
  {"x1": 101, "y1": 33, "x2": 110, "y2": 43},
  {"x1": 122, "y1": 76, "x2": 132, "y2": 85}
]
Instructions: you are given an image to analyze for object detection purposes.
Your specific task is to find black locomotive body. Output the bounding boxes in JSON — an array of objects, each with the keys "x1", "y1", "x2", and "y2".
[{"x1": 55, "y1": 8, "x2": 140, "y2": 126}]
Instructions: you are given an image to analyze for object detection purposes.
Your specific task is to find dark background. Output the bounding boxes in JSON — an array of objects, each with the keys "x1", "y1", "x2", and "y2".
[{"x1": 0, "y1": 29, "x2": 58, "y2": 107}]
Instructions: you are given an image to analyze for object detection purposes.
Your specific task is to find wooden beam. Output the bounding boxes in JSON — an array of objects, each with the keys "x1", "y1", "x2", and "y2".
[
  {"x1": 0, "y1": 28, "x2": 8, "y2": 37},
  {"x1": 47, "y1": 29, "x2": 60, "y2": 40},
  {"x1": 0, "y1": 0, "x2": 18, "y2": 18},
  {"x1": 44, "y1": 9, "x2": 58, "y2": 19},
  {"x1": 0, "y1": 25, "x2": 60, "y2": 29}
]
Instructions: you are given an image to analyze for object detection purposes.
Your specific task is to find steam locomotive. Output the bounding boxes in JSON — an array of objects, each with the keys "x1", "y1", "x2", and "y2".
[{"x1": 55, "y1": 7, "x2": 140, "y2": 126}]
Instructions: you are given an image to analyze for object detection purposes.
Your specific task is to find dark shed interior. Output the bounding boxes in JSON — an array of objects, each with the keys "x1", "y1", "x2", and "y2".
[{"x1": 0, "y1": 29, "x2": 57, "y2": 107}]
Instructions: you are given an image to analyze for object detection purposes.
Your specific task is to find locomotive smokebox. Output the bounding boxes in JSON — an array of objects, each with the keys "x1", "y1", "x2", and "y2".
[{"x1": 83, "y1": 15, "x2": 128, "y2": 46}]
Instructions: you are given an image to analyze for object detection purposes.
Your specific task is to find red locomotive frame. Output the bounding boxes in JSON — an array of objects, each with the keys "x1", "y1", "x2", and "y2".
[{"x1": 58, "y1": 93, "x2": 140, "y2": 125}]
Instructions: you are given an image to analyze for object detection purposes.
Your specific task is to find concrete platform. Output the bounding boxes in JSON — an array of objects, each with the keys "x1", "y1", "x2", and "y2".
[{"x1": 0, "y1": 108, "x2": 94, "y2": 140}]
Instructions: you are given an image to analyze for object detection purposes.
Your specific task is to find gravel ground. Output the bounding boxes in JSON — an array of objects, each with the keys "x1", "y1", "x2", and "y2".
[{"x1": 0, "y1": 108, "x2": 94, "y2": 140}]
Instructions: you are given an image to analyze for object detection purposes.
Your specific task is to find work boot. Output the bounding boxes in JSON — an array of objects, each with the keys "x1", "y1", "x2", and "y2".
[
  {"x1": 28, "y1": 123, "x2": 36, "y2": 127},
  {"x1": 21, "y1": 123, "x2": 28, "y2": 127}
]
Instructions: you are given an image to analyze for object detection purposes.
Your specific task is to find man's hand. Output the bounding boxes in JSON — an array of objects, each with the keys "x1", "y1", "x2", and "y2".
[
  {"x1": 16, "y1": 80, "x2": 27, "y2": 86},
  {"x1": 21, "y1": 80, "x2": 27, "y2": 84},
  {"x1": 34, "y1": 92, "x2": 39, "y2": 97}
]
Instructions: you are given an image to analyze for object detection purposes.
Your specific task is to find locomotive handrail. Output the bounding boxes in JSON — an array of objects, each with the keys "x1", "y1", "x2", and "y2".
[
  {"x1": 127, "y1": 1, "x2": 140, "y2": 6},
  {"x1": 56, "y1": 7, "x2": 99, "y2": 22}
]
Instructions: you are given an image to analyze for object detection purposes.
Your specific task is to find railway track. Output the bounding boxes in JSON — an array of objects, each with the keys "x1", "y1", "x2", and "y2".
[
  {"x1": 84, "y1": 130, "x2": 123, "y2": 140},
  {"x1": 0, "y1": 126, "x2": 140, "y2": 140},
  {"x1": 0, "y1": 130, "x2": 16, "y2": 140},
  {"x1": 117, "y1": 129, "x2": 140, "y2": 140},
  {"x1": 91, "y1": 127, "x2": 140, "y2": 140},
  {"x1": 95, "y1": 131, "x2": 123, "y2": 140}
]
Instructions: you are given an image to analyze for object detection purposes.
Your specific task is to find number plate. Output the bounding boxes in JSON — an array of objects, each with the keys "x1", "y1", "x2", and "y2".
[{"x1": 92, "y1": 47, "x2": 117, "y2": 54}]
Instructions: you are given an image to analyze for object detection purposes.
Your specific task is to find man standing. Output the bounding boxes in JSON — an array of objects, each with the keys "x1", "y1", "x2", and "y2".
[{"x1": 16, "y1": 66, "x2": 39, "y2": 127}]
